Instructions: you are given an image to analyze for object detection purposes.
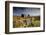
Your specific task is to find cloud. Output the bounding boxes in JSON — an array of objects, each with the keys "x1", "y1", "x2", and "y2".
[{"x1": 13, "y1": 7, "x2": 40, "y2": 16}]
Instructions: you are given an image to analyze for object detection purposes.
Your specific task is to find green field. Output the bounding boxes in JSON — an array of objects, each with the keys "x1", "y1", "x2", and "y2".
[{"x1": 13, "y1": 16, "x2": 40, "y2": 28}]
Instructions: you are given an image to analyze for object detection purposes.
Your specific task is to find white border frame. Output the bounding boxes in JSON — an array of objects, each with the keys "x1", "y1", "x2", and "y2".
[{"x1": 9, "y1": 3, "x2": 44, "y2": 32}]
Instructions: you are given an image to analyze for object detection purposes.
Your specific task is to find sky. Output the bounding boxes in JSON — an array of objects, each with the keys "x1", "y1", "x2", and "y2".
[{"x1": 13, "y1": 7, "x2": 40, "y2": 16}]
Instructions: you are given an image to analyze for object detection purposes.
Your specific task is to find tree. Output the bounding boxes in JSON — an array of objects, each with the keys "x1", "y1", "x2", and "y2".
[
  {"x1": 28, "y1": 14, "x2": 30, "y2": 17},
  {"x1": 21, "y1": 14, "x2": 24, "y2": 17}
]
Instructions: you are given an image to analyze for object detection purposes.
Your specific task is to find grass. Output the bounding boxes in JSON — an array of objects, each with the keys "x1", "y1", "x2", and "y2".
[{"x1": 13, "y1": 16, "x2": 40, "y2": 28}]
